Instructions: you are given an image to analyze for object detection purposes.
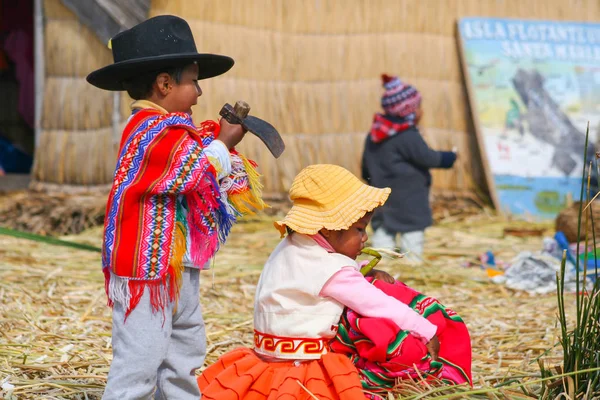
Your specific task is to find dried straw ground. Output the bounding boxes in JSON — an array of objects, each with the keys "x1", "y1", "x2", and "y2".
[{"x1": 0, "y1": 210, "x2": 572, "y2": 399}]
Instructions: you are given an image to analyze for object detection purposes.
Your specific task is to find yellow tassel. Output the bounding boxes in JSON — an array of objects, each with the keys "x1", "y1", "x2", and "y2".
[
  {"x1": 229, "y1": 190, "x2": 266, "y2": 215},
  {"x1": 206, "y1": 156, "x2": 222, "y2": 174},
  {"x1": 171, "y1": 221, "x2": 187, "y2": 272},
  {"x1": 238, "y1": 154, "x2": 268, "y2": 212},
  {"x1": 169, "y1": 221, "x2": 187, "y2": 314}
]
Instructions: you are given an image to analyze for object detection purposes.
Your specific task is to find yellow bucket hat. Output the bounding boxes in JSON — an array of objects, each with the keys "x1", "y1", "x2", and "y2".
[{"x1": 275, "y1": 164, "x2": 391, "y2": 236}]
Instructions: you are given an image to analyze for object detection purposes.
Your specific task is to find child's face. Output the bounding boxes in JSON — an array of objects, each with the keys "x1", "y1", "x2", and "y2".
[
  {"x1": 161, "y1": 63, "x2": 202, "y2": 114},
  {"x1": 414, "y1": 104, "x2": 423, "y2": 125},
  {"x1": 320, "y1": 213, "x2": 372, "y2": 260}
]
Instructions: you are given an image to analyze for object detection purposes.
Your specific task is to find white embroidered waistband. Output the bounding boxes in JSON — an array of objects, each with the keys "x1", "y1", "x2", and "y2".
[{"x1": 253, "y1": 330, "x2": 329, "y2": 360}]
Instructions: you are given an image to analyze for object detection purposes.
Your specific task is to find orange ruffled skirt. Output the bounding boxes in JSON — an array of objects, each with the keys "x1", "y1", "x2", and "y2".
[{"x1": 198, "y1": 347, "x2": 367, "y2": 400}]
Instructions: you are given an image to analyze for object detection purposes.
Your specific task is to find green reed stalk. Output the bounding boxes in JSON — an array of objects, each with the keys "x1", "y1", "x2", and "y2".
[{"x1": 545, "y1": 123, "x2": 600, "y2": 398}]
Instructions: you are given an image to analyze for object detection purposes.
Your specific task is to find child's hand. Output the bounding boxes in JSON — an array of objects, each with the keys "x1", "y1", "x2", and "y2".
[
  {"x1": 426, "y1": 335, "x2": 440, "y2": 362},
  {"x1": 366, "y1": 268, "x2": 395, "y2": 284},
  {"x1": 219, "y1": 118, "x2": 246, "y2": 149}
]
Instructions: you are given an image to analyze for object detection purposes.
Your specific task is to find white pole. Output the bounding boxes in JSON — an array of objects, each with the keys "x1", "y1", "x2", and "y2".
[
  {"x1": 34, "y1": 0, "x2": 45, "y2": 149},
  {"x1": 112, "y1": 92, "x2": 121, "y2": 147}
]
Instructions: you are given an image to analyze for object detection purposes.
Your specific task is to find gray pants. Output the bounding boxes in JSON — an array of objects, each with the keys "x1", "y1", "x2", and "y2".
[
  {"x1": 103, "y1": 268, "x2": 206, "y2": 400},
  {"x1": 371, "y1": 227, "x2": 425, "y2": 262}
]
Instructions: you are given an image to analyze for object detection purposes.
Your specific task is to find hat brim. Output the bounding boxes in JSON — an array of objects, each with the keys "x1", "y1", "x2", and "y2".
[
  {"x1": 274, "y1": 185, "x2": 391, "y2": 237},
  {"x1": 86, "y1": 53, "x2": 234, "y2": 91}
]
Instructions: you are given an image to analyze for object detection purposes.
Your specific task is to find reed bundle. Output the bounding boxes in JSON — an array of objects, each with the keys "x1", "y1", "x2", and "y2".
[
  {"x1": 152, "y1": 0, "x2": 600, "y2": 35},
  {"x1": 34, "y1": 0, "x2": 600, "y2": 194},
  {"x1": 42, "y1": 77, "x2": 114, "y2": 131},
  {"x1": 44, "y1": 20, "x2": 112, "y2": 78},
  {"x1": 555, "y1": 201, "x2": 600, "y2": 243},
  {"x1": 33, "y1": 127, "x2": 117, "y2": 185},
  {"x1": 191, "y1": 78, "x2": 467, "y2": 134},
  {"x1": 0, "y1": 191, "x2": 107, "y2": 236}
]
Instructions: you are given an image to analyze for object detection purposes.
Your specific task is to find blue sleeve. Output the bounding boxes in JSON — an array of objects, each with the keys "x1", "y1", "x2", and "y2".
[
  {"x1": 395, "y1": 129, "x2": 441, "y2": 169},
  {"x1": 439, "y1": 151, "x2": 457, "y2": 169},
  {"x1": 396, "y1": 129, "x2": 456, "y2": 170}
]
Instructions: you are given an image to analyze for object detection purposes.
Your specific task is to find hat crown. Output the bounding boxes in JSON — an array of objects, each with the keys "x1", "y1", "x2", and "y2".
[
  {"x1": 380, "y1": 73, "x2": 421, "y2": 118},
  {"x1": 274, "y1": 164, "x2": 391, "y2": 236},
  {"x1": 289, "y1": 165, "x2": 363, "y2": 211},
  {"x1": 111, "y1": 15, "x2": 198, "y2": 64}
]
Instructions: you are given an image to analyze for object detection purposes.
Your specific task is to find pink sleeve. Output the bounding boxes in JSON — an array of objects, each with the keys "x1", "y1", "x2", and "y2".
[{"x1": 320, "y1": 267, "x2": 437, "y2": 342}]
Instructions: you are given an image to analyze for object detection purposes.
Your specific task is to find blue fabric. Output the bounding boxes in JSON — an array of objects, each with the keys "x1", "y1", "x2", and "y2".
[
  {"x1": 440, "y1": 151, "x2": 457, "y2": 169},
  {"x1": 554, "y1": 231, "x2": 575, "y2": 264},
  {"x1": 554, "y1": 231, "x2": 598, "y2": 282},
  {"x1": 0, "y1": 136, "x2": 32, "y2": 173}
]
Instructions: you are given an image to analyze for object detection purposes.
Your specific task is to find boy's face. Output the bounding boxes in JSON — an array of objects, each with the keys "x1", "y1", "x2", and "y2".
[
  {"x1": 160, "y1": 63, "x2": 202, "y2": 114},
  {"x1": 320, "y1": 213, "x2": 372, "y2": 260}
]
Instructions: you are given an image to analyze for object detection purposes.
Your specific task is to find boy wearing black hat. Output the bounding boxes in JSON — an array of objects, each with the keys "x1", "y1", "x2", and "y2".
[
  {"x1": 362, "y1": 75, "x2": 457, "y2": 263},
  {"x1": 87, "y1": 15, "x2": 265, "y2": 399}
]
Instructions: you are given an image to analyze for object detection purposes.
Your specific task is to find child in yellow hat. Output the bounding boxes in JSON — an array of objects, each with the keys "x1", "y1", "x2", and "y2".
[{"x1": 198, "y1": 165, "x2": 472, "y2": 399}]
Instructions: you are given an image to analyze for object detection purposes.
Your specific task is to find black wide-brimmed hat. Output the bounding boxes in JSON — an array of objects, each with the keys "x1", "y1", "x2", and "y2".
[{"x1": 87, "y1": 15, "x2": 234, "y2": 91}]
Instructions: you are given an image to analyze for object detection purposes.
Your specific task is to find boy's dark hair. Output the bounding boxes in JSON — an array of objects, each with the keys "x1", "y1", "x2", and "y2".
[{"x1": 122, "y1": 65, "x2": 186, "y2": 100}]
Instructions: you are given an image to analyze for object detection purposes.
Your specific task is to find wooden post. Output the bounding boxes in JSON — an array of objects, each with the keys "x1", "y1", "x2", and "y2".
[{"x1": 456, "y1": 21, "x2": 501, "y2": 211}]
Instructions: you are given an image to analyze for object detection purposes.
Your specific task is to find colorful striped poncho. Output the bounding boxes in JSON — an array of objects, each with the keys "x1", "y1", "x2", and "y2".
[
  {"x1": 102, "y1": 107, "x2": 265, "y2": 316},
  {"x1": 331, "y1": 278, "x2": 472, "y2": 398}
]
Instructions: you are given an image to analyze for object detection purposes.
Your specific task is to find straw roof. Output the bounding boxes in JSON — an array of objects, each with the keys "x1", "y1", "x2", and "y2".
[{"x1": 34, "y1": 0, "x2": 600, "y2": 193}]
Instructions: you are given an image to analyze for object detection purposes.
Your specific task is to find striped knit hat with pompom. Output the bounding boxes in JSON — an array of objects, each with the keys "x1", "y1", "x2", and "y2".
[{"x1": 380, "y1": 74, "x2": 422, "y2": 118}]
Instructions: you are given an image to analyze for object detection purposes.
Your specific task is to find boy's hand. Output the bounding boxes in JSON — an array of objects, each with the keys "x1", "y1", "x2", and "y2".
[
  {"x1": 219, "y1": 118, "x2": 246, "y2": 149},
  {"x1": 426, "y1": 335, "x2": 440, "y2": 361},
  {"x1": 366, "y1": 268, "x2": 395, "y2": 284}
]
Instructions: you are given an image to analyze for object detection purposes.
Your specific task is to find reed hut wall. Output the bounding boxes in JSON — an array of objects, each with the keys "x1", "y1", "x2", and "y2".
[{"x1": 34, "y1": 0, "x2": 600, "y2": 195}]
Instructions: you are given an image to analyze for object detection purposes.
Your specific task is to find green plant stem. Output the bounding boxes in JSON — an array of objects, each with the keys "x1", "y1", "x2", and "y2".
[{"x1": 0, "y1": 227, "x2": 102, "y2": 252}]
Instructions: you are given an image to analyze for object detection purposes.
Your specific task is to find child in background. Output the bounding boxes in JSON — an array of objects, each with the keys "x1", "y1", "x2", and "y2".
[
  {"x1": 362, "y1": 74, "x2": 457, "y2": 262},
  {"x1": 198, "y1": 165, "x2": 471, "y2": 399},
  {"x1": 86, "y1": 15, "x2": 265, "y2": 399}
]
